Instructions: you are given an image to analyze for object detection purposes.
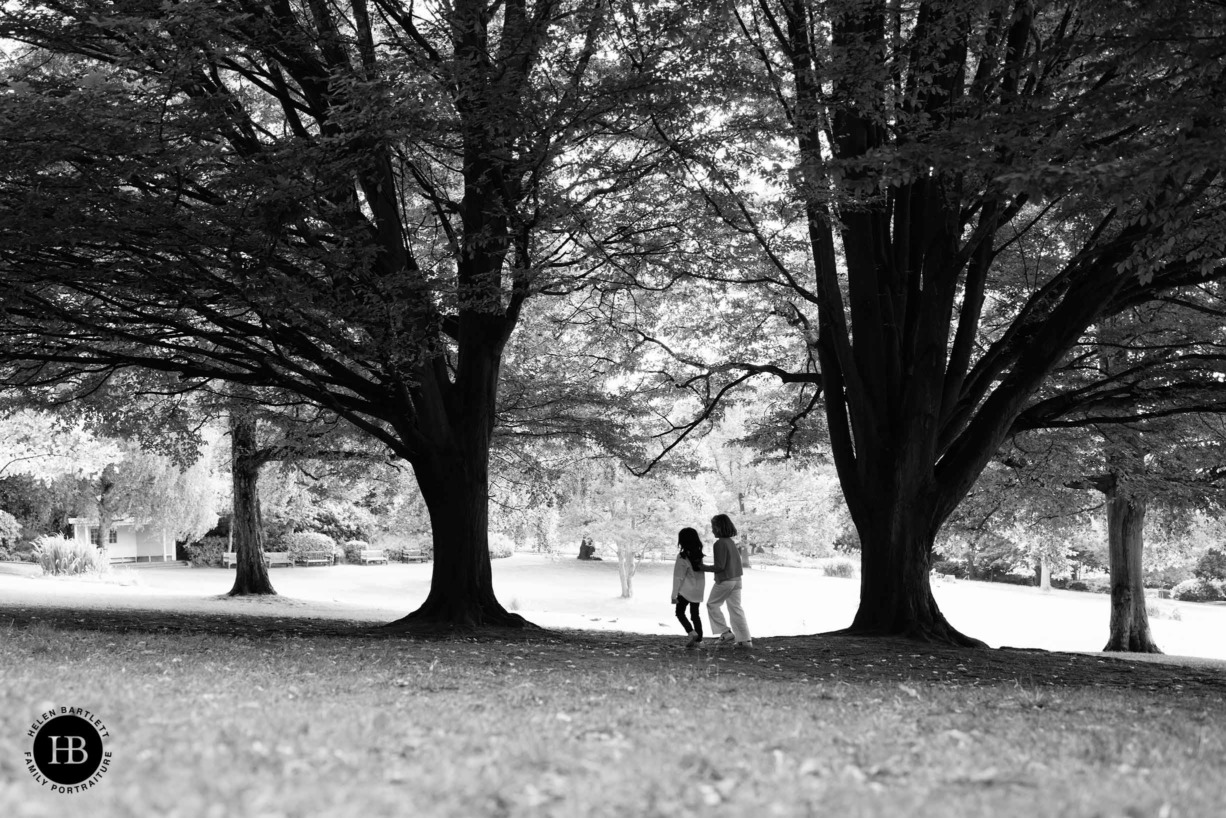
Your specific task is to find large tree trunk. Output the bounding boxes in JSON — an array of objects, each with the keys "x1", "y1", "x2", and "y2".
[
  {"x1": 844, "y1": 498, "x2": 985, "y2": 646},
  {"x1": 385, "y1": 347, "x2": 528, "y2": 631},
  {"x1": 1103, "y1": 490, "x2": 1161, "y2": 653},
  {"x1": 227, "y1": 413, "x2": 275, "y2": 597},
  {"x1": 385, "y1": 452, "x2": 525, "y2": 630}
]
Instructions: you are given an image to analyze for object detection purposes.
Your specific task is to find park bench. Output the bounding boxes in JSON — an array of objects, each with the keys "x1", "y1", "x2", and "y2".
[
  {"x1": 359, "y1": 549, "x2": 388, "y2": 564},
  {"x1": 296, "y1": 550, "x2": 334, "y2": 567},
  {"x1": 399, "y1": 544, "x2": 428, "y2": 562},
  {"x1": 223, "y1": 552, "x2": 295, "y2": 568}
]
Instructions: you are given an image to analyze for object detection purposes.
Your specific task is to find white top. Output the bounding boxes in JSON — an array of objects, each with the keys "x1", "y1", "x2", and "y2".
[{"x1": 671, "y1": 555, "x2": 706, "y2": 603}]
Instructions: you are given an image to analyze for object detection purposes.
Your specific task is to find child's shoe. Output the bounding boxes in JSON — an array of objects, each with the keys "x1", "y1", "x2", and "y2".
[{"x1": 685, "y1": 631, "x2": 701, "y2": 649}]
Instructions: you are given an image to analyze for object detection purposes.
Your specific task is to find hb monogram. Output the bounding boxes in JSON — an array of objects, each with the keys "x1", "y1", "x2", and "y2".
[{"x1": 47, "y1": 736, "x2": 90, "y2": 765}]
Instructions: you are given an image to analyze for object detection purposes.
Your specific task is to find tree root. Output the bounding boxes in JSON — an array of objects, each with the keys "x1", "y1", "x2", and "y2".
[{"x1": 381, "y1": 601, "x2": 540, "y2": 635}]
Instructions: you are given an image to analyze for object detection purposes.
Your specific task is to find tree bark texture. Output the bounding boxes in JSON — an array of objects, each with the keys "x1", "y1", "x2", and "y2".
[
  {"x1": 94, "y1": 471, "x2": 116, "y2": 565},
  {"x1": 228, "y1": 412, "x2": 275, "y2": 597},
  {"x1": 385, "y1": 448, "x2": 525, "y2": 630},
  {"x1": 617, "y1": 541, "x2": 637, "y2": 598},
  {"x1": 779, "y1": 2, "x2": 1132, "y2": 645},
  {"x1": 844, "y1": 489, "x2": 985, "y2": 646},
  {"x1": 386, "y1": 345, "x2": 528, "y2": 630},
  {"x1": 1103, "y1": 490, "x2": 1161, "y2": 653}
]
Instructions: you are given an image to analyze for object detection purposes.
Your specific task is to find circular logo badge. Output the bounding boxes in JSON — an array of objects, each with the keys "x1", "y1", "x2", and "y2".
[{"x1": 25, "y1": 708, "x2": 112, "y2": 793}]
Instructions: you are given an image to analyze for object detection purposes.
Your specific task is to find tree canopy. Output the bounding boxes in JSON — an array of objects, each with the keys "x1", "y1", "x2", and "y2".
[
  {"x1": 0, "y1": 0, "x2": 721, "y2": 627},
  {"x1": 3, "y1": 0, "x2": 1226, "y2": 644}
]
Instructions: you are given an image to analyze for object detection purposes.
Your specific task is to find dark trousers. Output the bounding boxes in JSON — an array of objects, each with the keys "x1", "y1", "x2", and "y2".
[{"x1": 675, "y1": 596, "x2": 703, "y2": 638}]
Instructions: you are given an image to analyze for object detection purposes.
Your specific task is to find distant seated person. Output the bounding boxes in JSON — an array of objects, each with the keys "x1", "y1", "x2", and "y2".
[{"x1": 577, "y1": 535, "x2": 602, "y2": 561}]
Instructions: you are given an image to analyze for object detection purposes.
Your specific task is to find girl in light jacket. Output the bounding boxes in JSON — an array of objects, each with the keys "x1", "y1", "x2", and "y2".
[{"x1": 671, "y1": 527, "x2": 707, "y2": 648}]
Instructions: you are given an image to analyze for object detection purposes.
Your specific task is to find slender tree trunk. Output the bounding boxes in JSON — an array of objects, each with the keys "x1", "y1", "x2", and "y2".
[
  {"x1": 96, "y1": 506, "x2": 113, "y2": 565},
  {"x1": 1040, "y1": 555, "x2": 1052, "y2": 592},
  {"x1": 1103, "y1": 490, "x2": 1160, "y2": 653},
  {"x1": 617, "y1": 541, "x2": 637, "y2": 598},
  {"x1": 1097, "y1": 315, "x2": 1160, "y2": 653},
  {"x1": 228, "y1": 413, "x2": 275, "y2": 596},
  {"x1": 94, "y1": 471, "x2": 116, "y2": 564}
]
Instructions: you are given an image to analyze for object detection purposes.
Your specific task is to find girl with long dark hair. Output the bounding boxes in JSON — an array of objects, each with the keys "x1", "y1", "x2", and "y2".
[{"x1": 671, "y1": 527, "x2": 707, "y2": 648}]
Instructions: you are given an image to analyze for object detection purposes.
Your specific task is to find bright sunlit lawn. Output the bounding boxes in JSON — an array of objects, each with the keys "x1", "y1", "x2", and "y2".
[{"x1": 1, "y1": 555, "x2": 1224, "y2": 818}]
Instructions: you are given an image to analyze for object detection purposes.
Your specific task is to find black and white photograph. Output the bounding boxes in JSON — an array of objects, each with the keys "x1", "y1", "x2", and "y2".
[{"x1": 1, "y1": 1, "x2": 1225, "y2": 815}]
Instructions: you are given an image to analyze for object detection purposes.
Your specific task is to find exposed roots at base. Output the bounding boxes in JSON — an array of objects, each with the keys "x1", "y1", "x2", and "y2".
[
  {"x1": 227, "y1": 586, "x2": 277, "y2": 597},
  {"x1": 380, "y1": 604, "x2": 541, "y2": 636},
  {"x1": 831, "y1": 623, "x2": 989, "y2": 649},
  {"x1": 1102, "y1": 640, "x2": 1164, "y2": 654}
]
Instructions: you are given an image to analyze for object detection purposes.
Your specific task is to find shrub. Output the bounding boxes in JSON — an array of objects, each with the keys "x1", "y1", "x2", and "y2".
[
  {"x1": 33, "y1": 535, "x2": 104, "y2": 576},
  {"x1": 1067, "y1": 576, "x2": 1111, "y2": 594},
  {"x1": 342, "y1": 539, "x2": 370, "y2": 562},
  {"x1": 822, "y1": 558, "x2": 856, "y2": 578},
  {"x1": 832, "y1": 527, "x2": 860, "y2": 554},
  {"x1": 991, "y1": 573, "x2": 1036, "y2": 587},
  {"x1": 1170, "y1": 578, "x2": 1224, "y2": 603},
  {"x1": 0, "y1": 541, "x2": 33, "y2": 562},
  {"x1": 1144, "y1": 565, "x2": 1192, "y2": 590},
  {"x1": 490, "y1": 532, "x2": 515, "y2": 560},
  {"x1": 283, "y1": 531, "x2": 337, "y2": 558},
  {"x1": 263, "y1": 524, "x2": 291, "y2": 552},
  {"x1": 1193, "y1": 547, "x2": 1226, "y2": 581},
  {"x1": 183, "y1": 536, "x2": 228, "y2": 567},
  {"x1": 930, "y1": 558, "x2": 968, "y2": 579},
  {"x1": 0, "y1": 509, "x2": 20, "y2": 548}
]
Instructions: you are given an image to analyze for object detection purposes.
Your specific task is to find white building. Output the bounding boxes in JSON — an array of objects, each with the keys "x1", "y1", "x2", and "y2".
[{"x1": 67, "y1": 517, "x2": 176, "y2": 563}]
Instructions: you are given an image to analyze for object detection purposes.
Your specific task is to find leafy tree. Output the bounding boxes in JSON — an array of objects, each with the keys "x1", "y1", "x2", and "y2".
[
  {"x1": 0, "y1": 409, "x2": 121, "y2": 483},
  {"x1": 999, "y1": 288, "x2": 1226, "y2": 652},
  {"x1": 647, "y1": 0, "x2": 1226, "y2": 644},
  {"x1": 0, "y1": 473, "x2": 78, "y2": 543},
  {"x1": 70, "y1": 438, "x2": 220, "y2": 562},
  {"x1": 0, "y1": 0, "x2": 717, "y2": 627},
  {"x1": 1194, "y1": 547, "x2": 1226, "y2": 581}
]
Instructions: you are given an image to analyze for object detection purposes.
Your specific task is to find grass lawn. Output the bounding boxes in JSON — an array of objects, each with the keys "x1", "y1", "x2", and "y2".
[
  {"x1": 1, "y1": 557, "x2": 1224, "y2": 817},
  {"x1": 2, "y1": 554, "x2": 1224, "y2": 659}
]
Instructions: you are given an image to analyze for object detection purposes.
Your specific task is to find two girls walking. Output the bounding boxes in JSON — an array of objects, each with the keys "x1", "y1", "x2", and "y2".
[{"x1": 670, "y1": 514, "x2": 753, "y2": 650}]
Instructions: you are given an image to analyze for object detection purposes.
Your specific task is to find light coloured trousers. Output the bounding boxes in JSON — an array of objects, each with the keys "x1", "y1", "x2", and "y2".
[{"x1": 707, "y1": 578, "x2": 750, "y2": 642}]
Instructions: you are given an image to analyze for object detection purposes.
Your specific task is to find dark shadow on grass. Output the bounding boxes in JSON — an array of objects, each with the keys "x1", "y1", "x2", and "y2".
[{"x1": 2, "y1": 600, "x2": 1224, "y2": 697}]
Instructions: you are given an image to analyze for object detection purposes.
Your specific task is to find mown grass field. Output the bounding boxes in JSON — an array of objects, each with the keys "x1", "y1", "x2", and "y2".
[{"x1": 2, "y1": 612, "x2": 1224, "y2": 818}]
